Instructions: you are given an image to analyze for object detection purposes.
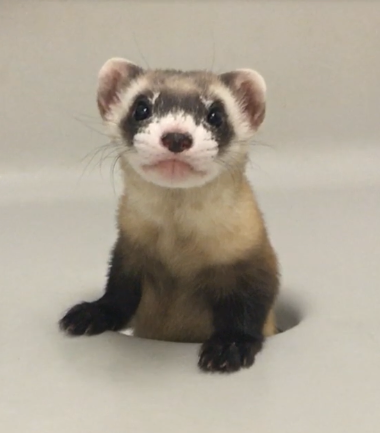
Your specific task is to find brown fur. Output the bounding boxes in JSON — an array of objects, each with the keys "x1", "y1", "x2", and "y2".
[{"x1": 118, "y1": 161, "x2": 279, "y2": 342}]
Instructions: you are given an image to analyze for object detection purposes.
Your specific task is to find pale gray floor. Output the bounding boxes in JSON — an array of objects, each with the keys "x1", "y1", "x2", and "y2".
[{"x1": 1, "y1": 2, "x2": 380, "y2": 432}]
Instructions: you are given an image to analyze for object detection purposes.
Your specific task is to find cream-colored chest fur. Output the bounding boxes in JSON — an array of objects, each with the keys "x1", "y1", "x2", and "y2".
[{"x1": 118, "y1": 167, "x2": 265, "y2": 276}]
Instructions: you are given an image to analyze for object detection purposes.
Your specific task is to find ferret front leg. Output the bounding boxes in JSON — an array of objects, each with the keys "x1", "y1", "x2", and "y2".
[
  {"x1": 59, "y1": 236, "x2": 142, "y2": 336},
  {"x1": 198, "y1": 259, "x2": 278, "y2": 373}
]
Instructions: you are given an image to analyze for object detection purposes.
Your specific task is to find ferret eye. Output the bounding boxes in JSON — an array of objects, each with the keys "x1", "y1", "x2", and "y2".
[
  {"x1": 206, "y1": 105, "x2": 224, "y2": 127},
  {"x1": 133, "y1": 99, "x2": 152, "y2": 121}
]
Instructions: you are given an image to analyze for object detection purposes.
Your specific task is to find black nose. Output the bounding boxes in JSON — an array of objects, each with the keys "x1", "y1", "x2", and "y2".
[{"x1": 161, "y1": 132, "x2": 193, "y2": 153}]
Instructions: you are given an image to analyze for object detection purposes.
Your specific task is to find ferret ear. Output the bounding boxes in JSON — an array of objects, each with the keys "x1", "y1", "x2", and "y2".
[
  {"x1": 97, "y1": 58, "x2": 144, "y2": 119},
  {"x1": 219, "y1": 69, "x2": 266, "y2": 130}
]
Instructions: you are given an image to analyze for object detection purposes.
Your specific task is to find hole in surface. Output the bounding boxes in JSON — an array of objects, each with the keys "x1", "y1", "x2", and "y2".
[
  {"x1": 120, "y1": 290, "x2": 304, "y2": 339},
  {"x1": 121, "y1": 328, "x2": 134, "y2": 337},
  {"x1": 274, "y1": 293, "x2": 303, "y2": 333}
]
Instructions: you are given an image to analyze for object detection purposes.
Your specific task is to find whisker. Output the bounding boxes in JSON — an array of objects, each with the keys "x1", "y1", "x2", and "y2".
[
  {"x1": 79, "y1": 146, "x2": 110, "y2": 177},
  {"x1": 79, "y1": 142, "x2": 114, "y2": 163},
  {"x1": 214, "y1": 158, "x2": 238, "y2": 184},
  {"x1": 251, "y1": 139, "x2": 276, "y2": 150},
  {"x1": 209, "y1": 28, "x2": 216, "y2": 72},
  {"x1": 110, "y1": 153, "x2": 122, "y2": 195},
  {"x1": 70, "y1": 110, "x2": 100, "y2": 120},
  {"x1": 78, "y1": 141, "x2": 124, "y2": 182},
  {"x1": 132, "y1": 32, "x2": 150, "y2": 69},
  {"x1": 72, "y1": 115, "x2": 109, "y2": 138},
  {"x1": 71, "y1": 112, "x2": 103, "y2": 122}
]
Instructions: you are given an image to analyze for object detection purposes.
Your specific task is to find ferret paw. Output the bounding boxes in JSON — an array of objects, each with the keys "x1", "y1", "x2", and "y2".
[
  {"x1": 59, "y1": 301, "x2": 125, "y2": 336},
  {"x1": 198, "y1": 332, "x2": 263, "y2": 373}
]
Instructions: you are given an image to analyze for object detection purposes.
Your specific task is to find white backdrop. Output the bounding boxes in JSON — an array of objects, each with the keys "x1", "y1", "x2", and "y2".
[{"x1": 1, "y1": 2, "x2": 380, "y2": 433}]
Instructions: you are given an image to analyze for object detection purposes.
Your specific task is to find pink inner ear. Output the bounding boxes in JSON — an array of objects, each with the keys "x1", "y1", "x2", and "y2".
[
  {"x1": 97, "y1": 60, "x2": 143, "y2": 119},
  {"x1": 97, "y1": 70, "x2": 123, "y2": 118},
  {"x1": 220, "y1": 70, "x2": 266, "y2": 130},
  {"x1": 239, "y1": 80, "x2": 266, "y2": 129}
]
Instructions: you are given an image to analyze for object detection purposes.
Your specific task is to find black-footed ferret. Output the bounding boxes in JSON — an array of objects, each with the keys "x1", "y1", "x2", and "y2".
[{"x1": 60, "y1": 58, "x2": 280, "y2": 373}]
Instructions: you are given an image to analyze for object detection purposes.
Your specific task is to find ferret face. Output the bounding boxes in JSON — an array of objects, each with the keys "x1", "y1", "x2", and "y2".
[{"x1": 97, "y1": 59, "x2": 266, "y2": 188}]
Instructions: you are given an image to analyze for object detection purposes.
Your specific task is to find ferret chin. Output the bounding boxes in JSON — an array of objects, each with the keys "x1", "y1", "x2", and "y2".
[
  {"x1": 142, "y1": 159, "x2": 206, "y2": 187},
  {"x1": 60, "y1": 58, "x2": 280, "y2": 374}
]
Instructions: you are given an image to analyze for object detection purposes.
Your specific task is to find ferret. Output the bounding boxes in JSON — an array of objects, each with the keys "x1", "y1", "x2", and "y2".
[{"x1": 59, "y1": 58, "x2": 280, "y2": 373}]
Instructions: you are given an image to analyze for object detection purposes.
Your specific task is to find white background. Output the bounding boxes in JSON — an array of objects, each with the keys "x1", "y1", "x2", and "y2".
[{"x1": 1, "y1": 2, "x2": 379, "y2": 432}]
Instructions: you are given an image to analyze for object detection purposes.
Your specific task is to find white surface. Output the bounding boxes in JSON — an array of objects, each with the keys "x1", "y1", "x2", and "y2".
[{"x1": 1, "y1": 1, "x2": 380, "y2": 433}]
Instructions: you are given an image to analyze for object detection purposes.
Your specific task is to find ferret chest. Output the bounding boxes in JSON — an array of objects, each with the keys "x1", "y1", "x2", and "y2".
[{"x1": 119, "y1": 176, "x2": 262, "y2": 274}]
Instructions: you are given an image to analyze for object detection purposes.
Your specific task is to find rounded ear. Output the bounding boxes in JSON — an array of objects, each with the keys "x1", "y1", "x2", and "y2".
[
  {"x1": 97, "y1": 58, "x2": 143, "y2": 119},
  {"x1": 219, "y1": 69, "x2": 266, "y2": 130}
]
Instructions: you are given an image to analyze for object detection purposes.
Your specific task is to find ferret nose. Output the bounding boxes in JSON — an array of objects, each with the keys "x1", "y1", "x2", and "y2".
[{"x1": 161, "y1": 132, "x2": 193, "y2": 153}]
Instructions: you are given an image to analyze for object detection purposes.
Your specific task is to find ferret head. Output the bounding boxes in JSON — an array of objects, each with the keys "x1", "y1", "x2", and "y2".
[{"x1": 97, "y1": 58, "x2": 266, "y2": 189}]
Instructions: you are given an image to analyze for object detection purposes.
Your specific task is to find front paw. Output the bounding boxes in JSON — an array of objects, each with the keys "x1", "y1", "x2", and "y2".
[
  {"x1": 59, "y1": 301, "x2": 125, "y2": 336},
  {"x1": 198, "y1": 332, "x2": 263, "y2": 373}
]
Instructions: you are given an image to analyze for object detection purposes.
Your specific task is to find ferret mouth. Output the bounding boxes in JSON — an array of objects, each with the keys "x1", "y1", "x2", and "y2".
[{"x1": 142, "y1": 159, "x2": 205, "y2": 180}]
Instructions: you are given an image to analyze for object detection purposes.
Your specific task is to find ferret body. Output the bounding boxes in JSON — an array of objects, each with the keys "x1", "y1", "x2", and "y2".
[{"x1": 60, "y1": 59, "x2": 280, "y2": 373}]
